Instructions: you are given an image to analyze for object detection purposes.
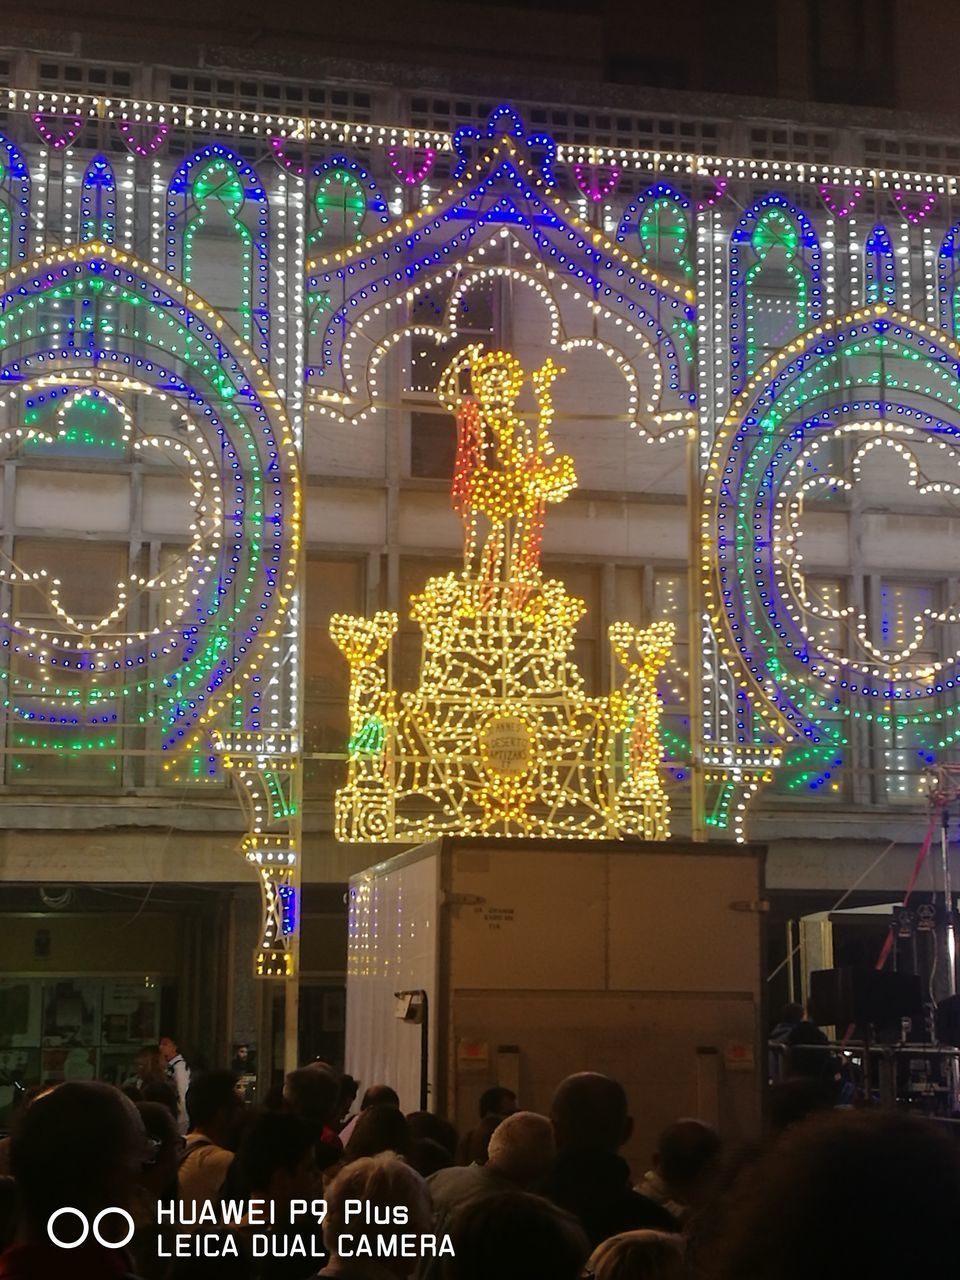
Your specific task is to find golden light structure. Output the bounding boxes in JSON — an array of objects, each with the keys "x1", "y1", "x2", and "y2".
[{"x1": 330, "y1": 345, "x2": 674, "y2": 841}]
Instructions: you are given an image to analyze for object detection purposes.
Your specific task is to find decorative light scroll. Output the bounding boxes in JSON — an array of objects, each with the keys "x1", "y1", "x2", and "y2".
[{"x1": 330, "y1": 346, "x2": 673, "y2": 841}]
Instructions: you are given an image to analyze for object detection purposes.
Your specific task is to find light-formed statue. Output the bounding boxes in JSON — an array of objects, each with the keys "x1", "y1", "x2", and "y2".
[{"x1": 331, "y1": 346, "x2": 673, "y2": 841}]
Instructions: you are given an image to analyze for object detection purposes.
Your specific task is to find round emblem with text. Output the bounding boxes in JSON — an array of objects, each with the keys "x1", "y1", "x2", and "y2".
[{"x1": 479, "y1": 716, "x2": 533, "y2": 777}]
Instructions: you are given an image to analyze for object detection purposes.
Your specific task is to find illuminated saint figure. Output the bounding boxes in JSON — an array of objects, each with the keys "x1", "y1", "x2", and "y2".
[
  {"x1": 331, "y1": 346, "x2": 674, "y2": 841},
  {"x1": 440, "y1": 344, "x2": 576, "y2": 593}
]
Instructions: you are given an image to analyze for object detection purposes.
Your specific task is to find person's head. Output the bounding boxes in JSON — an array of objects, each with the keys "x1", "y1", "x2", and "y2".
[
  {"x1": 158, "y1": 1034, "x2": 179, "y2": 1063},
  {"x1": 283, "y1": 1065, "x2": 340, "y2": 1129},
  {"x1": 233, "y1": 1112, "x2": 320, "y2": 1210},
  {"x1": 360, "y1": 1083, "x2": 400, "y2": 1111},
  {"x1": 324, "y1": 1153, "x2": 432, "y2": 1278},
  {"x1": 10, "y1": 1082, "x2": 147, "y2": 1230},
  {"x1": 337, "y1": 1073, "x2": 359, "y2": 1118},
  {"x1": 765, "y1": 1077, "x2": 833, "y2": 1135},
  {"x1": 406, "y1": 1110, "x2": 458, "y2": 1157},
  {"x1": 410, "y1": 1137, "x2": 453, "y2": 1177},
  {"x1": 486, "y1": 1111, "x2": 556, "y2": 1187},
  {"x1": 141, "y1": 1077, "x2": 180, "y2": 1122},
  {"x1": 449, "y1": 1191, "x2": 588, "y2": 1280},
  {"x1": 344, "y1": 1103, "x2": 412, "y2": 1162},
  {"x1": 585, "y1": 1230, "x2": 685, "y2": 1280},
  {"x1": 777, "y1": 1003, "x2": 804, "y2": 1026},
  {"x1": 551, "y1": 1072, "x2": 632, "y2": 1153},
  {"x1": 185, "y1": 1070, "x2": 242, "y2": 1145},
  {"x1": 135, "y1": 1045, "x2": 164, "y2": 1081},
  {"x1": 136, "y1": 1100, "x2": 180, "y2": 1198},
  {"x1": 234, "y1": 1045, "x2": 249, "y2": 1062},
  {"x1": 462, "y1": 1112, "x2": 502, "y2": 1165},
  {"x1": 654, "y1": 1119, "x2": 721, "y2": 1206},
  {"x1": 478, "y1": 1085, "x2": 517, "y2": 1120},
  {"x1": 703, "y1": 1110, "x2": 960, "y2": 1279}
]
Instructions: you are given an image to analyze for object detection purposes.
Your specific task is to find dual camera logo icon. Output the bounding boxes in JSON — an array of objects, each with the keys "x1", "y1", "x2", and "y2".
[{"x1": 47, "y1": 1207, "x2": 135, "y2": 1250}]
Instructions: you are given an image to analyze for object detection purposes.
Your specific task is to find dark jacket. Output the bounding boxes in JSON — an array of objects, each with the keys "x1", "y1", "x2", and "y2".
[{"x1": 546, "y1": 1148, "x2": 679, "y2": 1247}]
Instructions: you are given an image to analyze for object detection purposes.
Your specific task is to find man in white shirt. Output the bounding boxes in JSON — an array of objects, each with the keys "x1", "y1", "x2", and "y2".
[
  {"x1": 159, "y1": 1032, "x2": 191, "y2": 1135},
  {"x1": 179, "y1": 1069, "x2": 243, "y2": 1211}
]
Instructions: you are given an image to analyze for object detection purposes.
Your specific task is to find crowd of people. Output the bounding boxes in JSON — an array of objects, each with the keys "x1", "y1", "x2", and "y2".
[{"x1": 0, "y1": 1027, "x2": 958, "y2": 1279}]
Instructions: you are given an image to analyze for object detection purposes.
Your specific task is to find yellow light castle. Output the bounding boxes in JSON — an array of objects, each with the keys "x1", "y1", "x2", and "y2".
[{"x1": 330, "y1": 345, "x2": 674, "y2": 841}]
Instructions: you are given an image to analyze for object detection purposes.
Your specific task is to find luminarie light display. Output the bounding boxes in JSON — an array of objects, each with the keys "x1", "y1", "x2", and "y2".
[{"x1": 330, "y1": 344, "x2": 675, "y2": 841}]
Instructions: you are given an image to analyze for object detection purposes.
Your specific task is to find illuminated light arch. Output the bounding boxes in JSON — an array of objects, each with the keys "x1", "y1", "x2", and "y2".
[
  {"x1": 305, "y1": 155, "x2": 391, "y2": 356},
  {"x1": 865, "y1": 223, "x2": 896, "y2": 304},
  {"x1": 80, "y1": 154, "x2": 117, "y2": 245},
  {"x1": 937, "y1": 220, "x2": 960, "y2": 335},
  {"x1": 0, "y1": 242, "x2": 299, "y2": 752},
  {"x1": 0, "y1": 241, "x2": 301, "y2": 977},
  {"x1": 310, "y1": 154, "x2": 389, "y2": 244},
  {"x1": 305, "y1": 133, "x2": 697, "y2": 434},
  {"x1": 0, "y1": 132, "x2": 30, "y2": 270},
  {"x1": 729, "y1": 193, "x2": 822, "y2": 394},
  {"x1": 615, "y1": 181, "x2": 692, "y2": 278},
  {"x1": 166, "y1": 144, "x2": 271, "y2": 357},
  {"x1": 704, "y1": 305, "x2": 960, "y2": 825}
]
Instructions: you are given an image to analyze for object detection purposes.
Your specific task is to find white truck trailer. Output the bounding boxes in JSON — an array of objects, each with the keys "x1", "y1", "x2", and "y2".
[{"x1": 345, "y1": 837, "x2": 766, "y2": 1167}]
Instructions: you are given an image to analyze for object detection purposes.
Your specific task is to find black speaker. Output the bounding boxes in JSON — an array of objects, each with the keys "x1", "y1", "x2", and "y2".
[{"x1": 809, "y1": 966, "x2": 923, "y2": 1028}]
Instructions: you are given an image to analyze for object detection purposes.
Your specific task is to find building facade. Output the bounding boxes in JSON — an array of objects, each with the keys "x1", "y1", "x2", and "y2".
[{"x1": 2, "y1": 32, "x2": 960, "y2": 1096}]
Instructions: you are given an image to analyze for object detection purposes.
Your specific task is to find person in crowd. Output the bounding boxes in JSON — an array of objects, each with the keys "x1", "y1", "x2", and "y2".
[
  {"x1": 696, "y1": 1109, "x2": 960, "y2": 1280},
  {"x1": 546, "y1": 1073, "x2": 677, "y2": 1247},
  {"x1": 0, "y1": 1081, "x2": 147, "y2": 1279},
  {"x1": 232, "y1": 1045, "x2": 255, "y2": 1077},
  {"x1": 139, "y1": 1077, "x2": 181, "y2": 1126},
  {"x1": 130, "y1": 1101, "x2": 181, "y2": 1280},
  {"x1": 765, "y1": 1076, "x2": 833, "y2": 1135},
  {"x1": 133, "y1": 1046, "x2": 166, "y2": 1091},
  {"x1": 159, "y1": 1033, "x2": 191, "y2": 1135},
  {"x1": 232, "y1": 1111, "x2": 325, "y2": 1280},
  {"x1": 447, "y1": 1190, "x2": 588, "y2": 1280},
  {"x1": 405, "y1": 1112, "x2": 457, "y2": 1176},
  {"x1": 635, "y1": 1120, "x2": 721, "y2": 1224},
  {"x1": 338, "y1": 1086, "x2": 400, "y2": 1148},
  {"x1": 315, "y1": 1152, "x2": 432, "y2": 1279},
  {"x1": 768, "y1": 1003, "x2": 832, "y2": 1083},
  {"x1": 335, "y1": 1075, "x2": 359, "y2": 1130},
  {"x1": 342, "y1": 1105, "x2": 412, "y2": 1165},
  {"x1": 584, "y1": 1230, "x2": 684, "y2": 1280},
  {"x1": 0, "y1": 1086, "x2": 54, "y2": 1177},
  {"x1": 428, "y1": 1111, "x2": 555, "y2": 1227},
  {"x1": 283, "y1": 1067, "x2": 343, "y2": 1170},
  {"x1": 179, "y1": 1070, "x2": 242, "y2": 1210},
  {"x1": 455, "y1": 1113, "x2": 501, "y2": 1167},
  {"x1": 0, "y1": 1179, "x2": 17, "y2": 1256},
  {"x1": 408, "y1": 1138, "x2": 451, "y2": 1178},
  {"x1": 405, "y1": 1112, "x2": 457, "y2": 1160},
  {"x1": 455, "y1": 1086, "x2": 516, "y2": 1163}
]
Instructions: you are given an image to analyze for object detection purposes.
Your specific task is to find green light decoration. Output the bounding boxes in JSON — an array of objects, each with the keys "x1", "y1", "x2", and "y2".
[
  {"x1": 183, "y1": 158, "x2": 255, "y2": 345},
  {"x1": 347, "y1": 714, "x2": 385, "y2": 757},
  {"x1": 744, "y1": 208, "x2": 808, "y2": 375},
  {"x1": 638, "y1": 198, "x2": 693, "y2": 279}
]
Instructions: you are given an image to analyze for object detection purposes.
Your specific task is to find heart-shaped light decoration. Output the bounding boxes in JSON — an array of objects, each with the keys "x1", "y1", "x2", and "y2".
[
  {"x1": 116, "y1": 119, "x2": 170, "y2": 157},
  {"x1": 270, "y1": 133, "x2": 309, "y2": 177},
  {"x1": 818, "y1": 183, "x2": 863, "y2": 218},
  {"x1": 696, "y1": 178, "x2": 728, "y2": 211},
  {"x1": 387, "y1": 145, "x2": 436, "y2": 185},
  {"x1": 573, "y1": 162, "x2": 621, "y2": 202},
  {"x1": 893, "y1": 188, "x2": 936, "y2": 225},
  {"x1": 33, "y1": 112, "x2": 83, "y2": 150}
]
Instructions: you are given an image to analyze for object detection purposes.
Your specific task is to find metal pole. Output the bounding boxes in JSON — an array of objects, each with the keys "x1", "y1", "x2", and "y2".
[
  {"x1": 941, "y1": 806, "x2": 957, "y2": 998},
  {"x1": 687, "y1": 429, "x2": 706, "y2": 841}
]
